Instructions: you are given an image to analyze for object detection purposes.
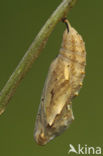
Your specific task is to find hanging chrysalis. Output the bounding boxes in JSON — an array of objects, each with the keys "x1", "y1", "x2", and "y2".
[{"x1": 34, "y1": 19, "x2": 86, "y2": 145}]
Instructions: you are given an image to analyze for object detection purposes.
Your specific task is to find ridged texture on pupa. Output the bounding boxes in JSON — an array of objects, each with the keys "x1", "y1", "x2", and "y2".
[{"x1": 34, "y1": 21, "x2": 86, "y2": 145}]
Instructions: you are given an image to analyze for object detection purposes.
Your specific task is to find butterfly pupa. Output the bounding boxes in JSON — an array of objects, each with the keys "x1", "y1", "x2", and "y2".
[{"x1": 34, "y1": 19, "x2": 86, "y2": 145}]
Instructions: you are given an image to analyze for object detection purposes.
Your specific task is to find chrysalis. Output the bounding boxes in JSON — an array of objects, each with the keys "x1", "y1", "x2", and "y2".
[{"x1": 34, "y1": 19, "x2": 86, "y2": 145}]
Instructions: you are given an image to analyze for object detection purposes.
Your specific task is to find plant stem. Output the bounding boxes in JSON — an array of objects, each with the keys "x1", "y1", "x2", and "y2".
[{"x1": 0, "y1": 0, "x2": 78, "y2": 115}]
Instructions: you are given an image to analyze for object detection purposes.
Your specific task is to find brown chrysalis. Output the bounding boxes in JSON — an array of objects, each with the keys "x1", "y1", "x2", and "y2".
[{"x1": 34, "y1": 19, "x2": 86, "y2": 145}]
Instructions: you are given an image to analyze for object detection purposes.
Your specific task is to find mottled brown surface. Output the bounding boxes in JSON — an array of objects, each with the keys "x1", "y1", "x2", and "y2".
[{"x1": 34, "y1": 21, "x2": 86, "y2": 145}]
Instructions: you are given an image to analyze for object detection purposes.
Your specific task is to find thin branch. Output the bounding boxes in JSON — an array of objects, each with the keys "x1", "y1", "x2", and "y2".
[{"x1": 0, "y1": 0, "x2": 78, "y2": 115}]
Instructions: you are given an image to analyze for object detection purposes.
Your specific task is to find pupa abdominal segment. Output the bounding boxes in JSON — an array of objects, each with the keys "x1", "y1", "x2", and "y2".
[{"x1": 34, "y1": 19, "x2": 86, "y2": 145}]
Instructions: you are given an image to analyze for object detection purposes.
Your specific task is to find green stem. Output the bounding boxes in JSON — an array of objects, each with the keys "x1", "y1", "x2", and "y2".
[{"x1": 0, "y1": 0, "x2": 78, "y2": 115}]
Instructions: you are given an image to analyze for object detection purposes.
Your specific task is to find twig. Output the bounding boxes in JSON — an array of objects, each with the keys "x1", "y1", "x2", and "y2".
[{"x1": 0, "y1": 0, "x2": 78, "y2": 115}]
